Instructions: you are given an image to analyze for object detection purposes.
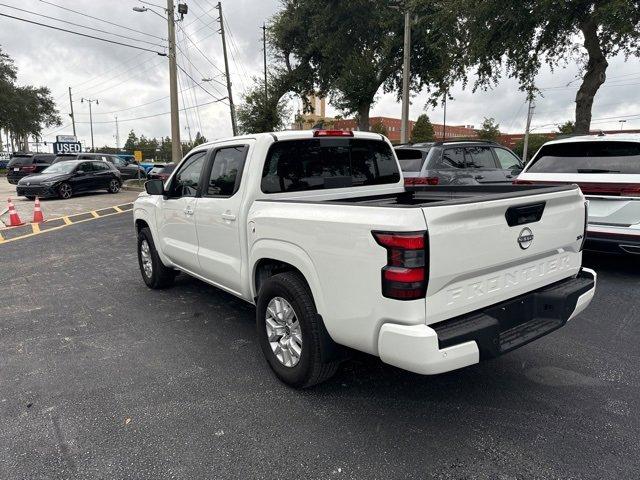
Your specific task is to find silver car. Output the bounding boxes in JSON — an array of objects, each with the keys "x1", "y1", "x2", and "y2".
[{"x1": 395, "y1": 140, "x2": 523, "y2": 186}]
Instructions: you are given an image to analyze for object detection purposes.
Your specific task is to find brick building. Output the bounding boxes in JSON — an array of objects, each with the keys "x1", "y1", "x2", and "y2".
[{"x1": 497, "y1": 128, "x2": 640, "y2": 149}]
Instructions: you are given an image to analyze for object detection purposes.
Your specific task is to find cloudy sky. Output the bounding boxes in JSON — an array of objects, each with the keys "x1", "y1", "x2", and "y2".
[{"x1": 0, "y1": 0, "x2": 639, "y2": 152}]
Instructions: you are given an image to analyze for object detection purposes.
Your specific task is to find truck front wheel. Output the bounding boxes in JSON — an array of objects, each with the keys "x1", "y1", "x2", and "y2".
[
  {"x1": 256, "y1": 272, "x2": 339, "y2": 388},
  {"x1": 137, "y1": 227, "x2": 177, "y2": 289}
]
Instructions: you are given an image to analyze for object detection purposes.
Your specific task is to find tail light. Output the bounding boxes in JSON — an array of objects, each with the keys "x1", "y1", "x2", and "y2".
[
  {"x1": 405, "y1": 177, "x2": 439, "y2": 186},
  {"x1": 373, "y1": 231, "x2": 428, "y2": 300},
  {"x1": 313, "y1": 129, "x2": 353, "y2": 137},
  {"x1": 21, "y1": 165, "x2": 36, "y2": 172},
  {"x1": 621, "y1": 186, "x2": 640, "y2": 197}
]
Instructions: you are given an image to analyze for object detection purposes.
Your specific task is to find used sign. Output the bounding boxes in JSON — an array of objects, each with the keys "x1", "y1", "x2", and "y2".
[{"x1": 53, "y1": 142, "x2": 82, "y2": 154}]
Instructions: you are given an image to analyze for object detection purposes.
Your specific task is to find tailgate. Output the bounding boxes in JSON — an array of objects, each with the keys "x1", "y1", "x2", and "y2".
[
  {"x1": 587, "y1": 195, "x2": 640, "y2": 227},
  {"x1": 423, "y1": 187, "x2": 586, "y2": 324}
]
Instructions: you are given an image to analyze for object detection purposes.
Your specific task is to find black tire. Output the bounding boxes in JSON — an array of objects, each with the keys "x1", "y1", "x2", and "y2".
[
  {"x1": 256, "y1": 271, "x2": 339, "y2": 388},
  {"x1": 58, "y1": 182, "x2": 72, "y2": 199},
  {"x1": 137, "y1": 227, "x2": 177, "y2": 289},
  {"x1": 107, "y1": 178, "x2": 121, "y2": 193}
]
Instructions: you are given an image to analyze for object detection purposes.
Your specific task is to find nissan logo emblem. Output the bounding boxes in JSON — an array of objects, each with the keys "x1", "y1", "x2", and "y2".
[{"x1": 518, "y1": 227, "x2": 534, "y2": 250}]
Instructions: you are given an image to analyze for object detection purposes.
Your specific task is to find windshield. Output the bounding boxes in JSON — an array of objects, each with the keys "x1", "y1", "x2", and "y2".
[
  {"x1": 42, "y1": 162, "x2": 77, "y2": 174},
  {"x1": 527, "y1": 141, "x2": 640, "y2": 174},
  {"x1": 395, "y1": 148, "x2": 429, "y2": 172}
]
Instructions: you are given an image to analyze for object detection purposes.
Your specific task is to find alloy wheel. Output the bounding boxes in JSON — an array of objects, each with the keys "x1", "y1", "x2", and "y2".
[
  {"x1": 265, "y1": 297, "x2": 303, "y2": 367},
  {"x1": 140, "y1": 239, "x2": 153, "y2": 278},
  {"x1": 110, "y1": 179, "x2": 120, "y2": 192},
  {"x1": 59, "y1": 183, "x2": 72, "y2": 199}
]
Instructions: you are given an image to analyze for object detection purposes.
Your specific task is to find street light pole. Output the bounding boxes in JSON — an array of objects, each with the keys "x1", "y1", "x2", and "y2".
[
  {"x1": 619, "y1": 119, "x2": 627, "y2": 131},
  {"x1": 68, "y1": 87, "x2": 76, "y2": 137},
  {"x1": 400, "y1": 9, "x2": 411, "y2": 144},
  {"x1": 81, "y1": 97, "x2": 98, "y2": 152}
]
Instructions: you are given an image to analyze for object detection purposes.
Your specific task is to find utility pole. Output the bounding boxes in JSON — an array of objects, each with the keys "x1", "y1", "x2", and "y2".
[
  {"x1": 400, "y1": 10, "x2": 411, "y2": 144},
  {"x1": 262, "y1": 23, "x2": 268, "y2": 104},
  {"x1": 442, "y1": 91, "x2": 447, "y2": 140},
  {"x1": 167, "y1": 0, "x2": 182, "y2": 161},
  {"x1": 68, "y1": 87, "x2": 76, "y2": 137},
  {"x1": 522, "y1": 98, "x2": 535, "y2": 163},
  {"x1": 217, "y1": 1, "x2": 237, "y2": 135},
  {"x1": 115, "y1": 115, "x2": 120, "y2": 151},
  {"x1": 81, "y1": 97, "x2": 98, "y2": 152}
]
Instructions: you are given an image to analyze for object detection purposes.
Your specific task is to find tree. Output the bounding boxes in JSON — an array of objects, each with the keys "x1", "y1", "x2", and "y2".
[
  {"x1": 436, "y1": 1, "x2": 640, "y2": 134},
  {"x1": 192, "y1": 131, "x2": 207, "y2": 147},
  {"x1": 513, "y1": 134, "x2": 551, "y2": 159},
  {"x1": 370, "y1": 121, "x2": 388, "y2": 136},
  {"x1": 0, "y1": 47, "x2": 60, "y2": 150},
  {"x1": 557, "y1": 121, "x2": 575, "y2": 135},
  {"x1": 237, "y1": 79, "x2": 291, "y2": 134},
  {"x1": 124, "y1": 130, "x2": 138, "y2": 152},
  {"x1": 477, "y1": 117, "x2": 501, "y2": 141},
  {"x1": 410, "y1": 114, "x2": 435, "y2": 143}
]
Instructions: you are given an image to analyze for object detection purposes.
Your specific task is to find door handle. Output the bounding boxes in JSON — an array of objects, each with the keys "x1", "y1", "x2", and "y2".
[
  {"x1": 184, "y1": 207, "x2": 194, "y2": 216},
  {"x1": 221, "y1": 212, "x2": 236, "y2": 221},
  {"x1": 474, "y1": 175, "x2": 484, "y2": 180},
  {"x1": 506, "y1": 174, "x2": 514, "y2": 179}
]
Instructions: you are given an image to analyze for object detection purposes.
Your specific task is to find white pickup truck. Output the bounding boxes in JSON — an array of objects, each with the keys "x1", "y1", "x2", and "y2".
[{"x1": 133, "y1": 130, "x2": 596, "y2": 387}]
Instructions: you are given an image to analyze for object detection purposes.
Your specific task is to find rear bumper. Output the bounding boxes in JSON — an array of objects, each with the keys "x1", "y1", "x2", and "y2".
[
  {"x1": 377, "y1": 268, "x2": 596, "y2": 375},
  {"x1": 586, "y1": 229, "x2": 640, "y2": 255}
]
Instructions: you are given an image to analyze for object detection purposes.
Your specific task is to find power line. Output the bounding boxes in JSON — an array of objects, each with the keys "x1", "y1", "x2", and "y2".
[
  {"x1": 177, "y1": 63, "x2": 229, "y2": 104},
  {"x1": 75, "y1": 98, "x2": 228, "y2": 124},
  {"x1": 0, "y1": 13, "x2": 167, "y2": 56},
  {"x1": 0, "y1": 3, "x2": 166, "y2": 49},
  {"x1": 39, "y1": 0, "x2": 166, "y2": 42},
  {"x1": 175, "y1": 22, "x2": 226, "y2": 76}
]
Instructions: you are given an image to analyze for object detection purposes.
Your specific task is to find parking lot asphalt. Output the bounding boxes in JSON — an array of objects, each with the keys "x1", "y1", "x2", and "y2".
[
  {"x1": 1, "y1": 212, "x2": 639, "y2": 479},
  {"x1": 0, "y1": 176, "x2": 140, "y2": 225}
]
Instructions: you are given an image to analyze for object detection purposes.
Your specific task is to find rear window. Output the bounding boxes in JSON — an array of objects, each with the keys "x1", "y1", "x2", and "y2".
[
  {"x1": 528, "y1": 141, "x2": 640, "y2": 174},
  {"x1": 7, "y1": 155, "x2": 33, "y2": 167},
  {"x1": 53, "y1": 155, "x2": 78, "y2": 163},
  {"x1": 395, "y1": 148, "x2": 429, "y2": 172},
  {"x1": 261, "y1": 138, "x2": 400, "y2": 194}
]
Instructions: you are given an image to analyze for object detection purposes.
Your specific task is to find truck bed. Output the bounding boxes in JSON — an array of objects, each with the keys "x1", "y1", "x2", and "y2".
[{"x1": 259, "y1": 184, "x2": 579, "y2": 208}]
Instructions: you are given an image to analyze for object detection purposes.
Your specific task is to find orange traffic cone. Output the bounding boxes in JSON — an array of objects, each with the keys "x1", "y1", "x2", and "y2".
[
  {"x1": 7, "y1": 197, "x2": 24, "y2": 227},
  {"x1": 32, "y1": 197, "x2": 44, "y2": 223}
]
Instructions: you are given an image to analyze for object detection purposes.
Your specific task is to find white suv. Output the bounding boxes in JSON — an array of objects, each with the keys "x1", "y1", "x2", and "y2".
[{"x1": 516, "y1": 134, "x2": 640, "y2": 255}]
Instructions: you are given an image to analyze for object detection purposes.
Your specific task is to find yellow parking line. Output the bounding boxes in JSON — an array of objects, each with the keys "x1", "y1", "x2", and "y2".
[
  {"x1": 63, "y1": 216, "x2": 72, "y2": 225},
  {"x1": 32, "y1": 223, "x2": 41, "y2": 234},
  {"x1": 0, "y1": 232, "x2": 4, "y2": 243},
  {"x1": 113, "y1": 206, "x2": 123, "y2": 213},
  {"x1": 90, "y1": 211, "x2": 100, "y2": 218}
]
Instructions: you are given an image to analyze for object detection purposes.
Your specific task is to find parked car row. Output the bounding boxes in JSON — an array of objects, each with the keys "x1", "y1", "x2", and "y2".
[{"x1": 397, "y1": 133, "x2": 640, "y2": 256}]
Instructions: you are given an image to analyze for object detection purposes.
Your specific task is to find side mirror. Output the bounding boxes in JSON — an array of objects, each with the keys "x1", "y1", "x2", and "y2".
[
  {"x1": 76, "y1": 170, "x2": 84, "y2": 175},
  {"x1": 145, "y1": 179, "x2": 165, "y2": 195}
]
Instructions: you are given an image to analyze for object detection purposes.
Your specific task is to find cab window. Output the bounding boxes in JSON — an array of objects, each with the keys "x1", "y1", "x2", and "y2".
[
  {"x1": 167, "y1": 151, "x2": 206, "y2": 197},
  {"x1": 205, "y1": 146, "x2": 248, "y2": 197}
]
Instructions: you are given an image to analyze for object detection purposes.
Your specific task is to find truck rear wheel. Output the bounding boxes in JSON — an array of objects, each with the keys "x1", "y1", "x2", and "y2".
[
  {"x1": 256, "y1": 271, "x2": 339, "y2": 388},
  {"x1": 137, "y1": 227, "x2": 177, "y2": 289}
]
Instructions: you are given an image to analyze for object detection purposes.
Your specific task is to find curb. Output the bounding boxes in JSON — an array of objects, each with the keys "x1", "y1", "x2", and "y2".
[{"x1": 0, "y1": 202, "x2": 133, "y2": 244}]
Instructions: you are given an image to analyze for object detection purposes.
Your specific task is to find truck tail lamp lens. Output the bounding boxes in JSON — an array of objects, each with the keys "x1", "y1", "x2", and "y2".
[
  {"x1": 21, "y1": 165, "x2": 36, "y2": 172},
  {"x1": 373, "y1": 231, "x2": 428, "y2": 300},
  {"x1": 313, "y1": 129, "x2": 354, "y2": 137},
  {"x1": 405, "y1": 177, "x2": 439, "y2": 186}
]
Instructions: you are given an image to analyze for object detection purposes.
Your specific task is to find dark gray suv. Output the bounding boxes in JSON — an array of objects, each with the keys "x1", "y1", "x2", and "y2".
[{"x1": 395, "y1": 140, "x2": 523, "y2": 185}]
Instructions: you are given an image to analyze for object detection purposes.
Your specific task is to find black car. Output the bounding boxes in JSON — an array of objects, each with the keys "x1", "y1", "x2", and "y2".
[
  {"x1": 16, "y1": 160, "x2": 122, "y2": 199},
  {"x1": 52, "y1": 153, "x2": 146, "y2": 180},
  {"x1": 6, "y1": 153, "x2": 56, "y2": 184},
  {"x1": 148, "y1": 163, "x2": 175, "y2": 181},
  {"x1": 395, "y1": 140, "x2": 523, "y2": 186}
]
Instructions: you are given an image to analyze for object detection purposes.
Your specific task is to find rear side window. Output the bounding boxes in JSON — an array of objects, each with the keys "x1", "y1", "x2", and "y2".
[
  {"x1": 465, "y1": 146, "x2": 497, "y2": 168},
  {"x1": 528, "y1": 141, "x2": 640, "y2": 174},
  {"x1": 435, "y1": 148, "x2": 466, "y2": 169},
  {"x1": 33, "y1": 155, "x2": 54, "y2": 164},
  {"x1": 92, "y1": 161, "x2": 110, "y2": 171},
  {"x1": 261, "y1": 138, "x2": 400, "y2": 194},
  {"x1": 205, "y1": 146, "x2": 247, "y2": 197},
  {"x1": 395, "y1": 148, "x2": 429, "y2": 172}
]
